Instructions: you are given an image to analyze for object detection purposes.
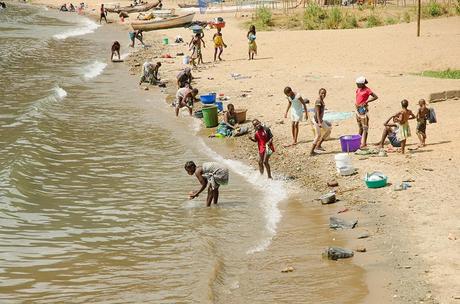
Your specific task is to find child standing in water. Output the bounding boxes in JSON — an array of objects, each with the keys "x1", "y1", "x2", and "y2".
[
  {"x1": 111, "y1": 41, "x2": 120, "y2": 61},
  {"x1": 247, "y1": 25, "x2": 257, "y2": 60},
  {"x1": 249, "y1": 119, "x2": 274, "y2": 179},
  {"x1": 416, "y1": 98, "x2": 429, "y2": 147},
  {"x1": 283, "y1": 86, "x2": 309, "y2": 147},
  {"x1": 355, "y1": 76, "x2": 378, "y2": 148},
  {"x1": 213, "y1": 28, "x2": 227, "y2": 61},
  {"x1": 99, "y1": 4, "x2": 107, "y2": 24},
  {"x1": 396, "y1": 99, "x2": 416, "y2": 154}
]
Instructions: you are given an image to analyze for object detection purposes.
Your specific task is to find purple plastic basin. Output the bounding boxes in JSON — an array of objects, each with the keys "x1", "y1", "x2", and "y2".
[{"x1": 339, "y1": 134, "x2": 362, "y2": 152}]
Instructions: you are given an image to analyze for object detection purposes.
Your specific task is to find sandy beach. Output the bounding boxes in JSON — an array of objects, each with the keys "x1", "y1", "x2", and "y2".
[{"x1": 25, "y1": 0, "x2": 460, "y2": 302}]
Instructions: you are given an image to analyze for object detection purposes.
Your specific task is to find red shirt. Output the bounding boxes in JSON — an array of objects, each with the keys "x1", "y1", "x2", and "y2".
[
  {"x1": 255, "y1": 127, "x2": 274, "y2": 154},
  {"x1": 355, "y1": 87, "x2": 373, "y2": 107}
]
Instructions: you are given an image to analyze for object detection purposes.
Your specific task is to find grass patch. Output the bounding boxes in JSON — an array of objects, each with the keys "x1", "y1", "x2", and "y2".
[
  {"x1": 422, "y1": 0, "x2": 447, "y2": 17},
  {"x1": 366, "y1": 14, "x2": 382, "y2": 27},
  {"x1": 248, "y1": 3, "x2": 459, "y2": 31},
  {"x1": 421, "y1": 69, "x2": 460, "y2": 79},
  {"x1": 402, "y1": 11, "x2": 411, "y2": 23},
  {"x1": 385, "y1": 16, "x2": 397, "y2": 25},
  {"x1": 252, "y1": 7, "x2": 273, "y2": 30}
]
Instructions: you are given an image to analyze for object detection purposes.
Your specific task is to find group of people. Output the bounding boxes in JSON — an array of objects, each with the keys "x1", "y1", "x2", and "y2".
[
  {"x1": 187, "y1": 24, "x2": 258, "y2": 67},
  {"x1": 124, "y1": 23, "x2": 434, "y2": 206},
  {"x1": 281, "y1": 76, "x2": 434, "y2": 156},
  {"x1": 352, "y1": 77, "x2": 433, "y2": 153},
  {"x1": 59, "y1": 2, "x2": 84, "y2": 12}
]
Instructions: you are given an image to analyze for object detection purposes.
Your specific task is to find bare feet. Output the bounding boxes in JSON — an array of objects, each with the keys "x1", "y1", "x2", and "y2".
[
  {"x1": 316, "y1": 146, "x2": 325, "y2": 151},
  {"x1": 283, "y1": 142, "x2": 297, "y2": 148},
  {"x1": 310, "y1": 151, "x2": 318, "y2": 156}
]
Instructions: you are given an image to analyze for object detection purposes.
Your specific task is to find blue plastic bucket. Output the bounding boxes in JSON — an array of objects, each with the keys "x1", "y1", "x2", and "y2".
[{"x1": 200, "y1": 93, "x2": 216, "y2": 104}]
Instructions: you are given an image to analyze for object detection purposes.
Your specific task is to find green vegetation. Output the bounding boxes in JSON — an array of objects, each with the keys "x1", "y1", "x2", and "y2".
[
  {"x1": 402, "y1": 11, "x2": 411, "y2": 23},
  {"x1": 248, "y1": 1, "x2": 459, "y2": 31},
  {"x1": 421, "y1": 69, "x2": 460, "y2": 79},
  {"x1": 301, "y1": 3, "x2": 358, "y2": 29},
  {"x1": 366, "y1": 14, "x2": 382, "y2": 27},
  {"x1": 325, "y1": 7, "x2": 343, "y2": 29},
  {"x1": 385, "y1": 16, "x2": 397, "y2": 25},
  {"x1": 422, "y1": 0, "x2": 446, "y2": 17},
  {"x1": 303, "y1": 3, "x2": 327, "y2": 29},
  {"x1": 343, "y1": 14, "x2": 359, "y2": 28},
  {"x1": 254, "y1": 7, "x2": 273, "y2": 29}
]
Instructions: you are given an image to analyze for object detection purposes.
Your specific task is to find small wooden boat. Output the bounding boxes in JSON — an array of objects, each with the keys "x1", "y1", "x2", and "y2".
[
  {"x1": 106, "y1": 1, "x2": 161, "y2": 14},
  {"x1": 178, "y1": 3, "x2": 200, "y2": 8},
  {"x1": 131, "y1": 12, "x2": 195, "y2": 31}
]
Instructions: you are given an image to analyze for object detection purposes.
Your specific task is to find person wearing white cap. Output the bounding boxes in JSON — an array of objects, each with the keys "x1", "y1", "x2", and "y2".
[{"x1": 355, "y1": 76, "x2": 378, "y2": 148}]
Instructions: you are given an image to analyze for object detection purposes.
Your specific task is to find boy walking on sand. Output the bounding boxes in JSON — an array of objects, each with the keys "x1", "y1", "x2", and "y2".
[
  {"x1": 249, "y1": 119, "x2": 274, "y2": 179},
  {"x1": 355, "y1": 76, "x2": 378, "y2": 148},
  {"x1": 416, "y1": 99, "x2": 429, "y2": 147},
  {"x1": 395, "y1": 99, "x2": 416, "y2": 154},
  {"x1": 283, "y1": 87, "x2": 308, "y2": 147}
]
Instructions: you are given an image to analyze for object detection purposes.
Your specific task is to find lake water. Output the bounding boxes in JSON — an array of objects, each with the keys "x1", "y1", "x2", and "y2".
[
  {"x1": 0, "y1": 3, "x2": 373, "y2": 303},
  {"x1": 0, "y1": 4, "x2": 289, "y2": 302}
]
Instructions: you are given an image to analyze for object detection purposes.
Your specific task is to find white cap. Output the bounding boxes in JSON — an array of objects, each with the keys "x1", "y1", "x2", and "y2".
[{"x1": 356, "y1": 76, "x2": 367, "y2": 84}]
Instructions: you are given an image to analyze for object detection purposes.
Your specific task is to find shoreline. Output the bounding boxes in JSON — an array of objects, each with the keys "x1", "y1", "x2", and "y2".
[{"x1": 25, "y1": 1, "x2": 460, "y2": 302}]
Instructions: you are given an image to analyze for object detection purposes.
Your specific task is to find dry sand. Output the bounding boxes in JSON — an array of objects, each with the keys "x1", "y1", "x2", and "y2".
[
  {"x1": 124, "y1": 13, "x2": 459, "y2": 303},
  {"x1": 31, "y1": 1, "x2": 460, "y2": 302}
]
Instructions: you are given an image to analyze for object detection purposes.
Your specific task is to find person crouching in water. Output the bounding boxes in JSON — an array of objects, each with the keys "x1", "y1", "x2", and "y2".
[
  {"x1": 111, "y1": 41, "x2": 121, "y2": 61},
  {"x1": 283, "y1": 86, "x2": 308, "y2": 147},
  {"x1": 175, "y1": 87, "x2": 198, "y2": 116},
  {"x1": 139, "y1": 61, "x2": 161, "y2": 85},
  {"x1": 176, "y1": 67, "x2": 193, "y2": 88},
  {"x1": 185, "y1": 161, "x2": 229, "y2": 207},
  {"x1": 310, "y1": 88, "x2": 332, "y2": 156},
  {"x1": 249, "y1": 119, "x2": 274, "y2": 179}
]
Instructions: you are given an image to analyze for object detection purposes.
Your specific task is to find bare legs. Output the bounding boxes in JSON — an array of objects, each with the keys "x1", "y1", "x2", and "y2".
[
  {"x1": 292, "y1": 122, "x2": 299, "y2": 145},
  {"x1": 206, "y1": 186, "x2": 219, "y2": 207},
  {"x1": 357, "y1": 115, "x2": 369, "y2": 148},
  {"x1": 417, "y1": 131, "x2": 426, "y2": 147},
  {"x1": 258, "y1": 153, "x2": 272, "y2": 179},
  {"x1": 214, "y1": 47, "x2": 223, "y2": 61},
  {"x1": 376, "y1": 126, "x2": 392, "y2": 148},
  {"x1": 175, "y1": 103, "x2": 192, "y2": 117}
]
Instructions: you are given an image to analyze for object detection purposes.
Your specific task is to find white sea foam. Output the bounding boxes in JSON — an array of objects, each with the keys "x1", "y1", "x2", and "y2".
[
  {"x1": 53, "y1": 18, "x2": 99, "y2": 40},
  {"x1": 196, "y1": 137, "x2": 287, "y2": 254},
  {"x1": 120, "y1": 52, "x2": 131, "y2": 60},
  {"x1": 53, "y1": 86, "x2": 67, "y2": 100},
  {"x1": 3, "y1": 86, "x2": 67, "y2": 128},
  {"x1": 82, "y1": 61, "x2": 107, "y2": 80}
]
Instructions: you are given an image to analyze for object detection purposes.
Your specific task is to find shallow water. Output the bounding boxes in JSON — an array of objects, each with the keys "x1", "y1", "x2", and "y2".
[{"x1": 0, "y1": 4, "x2": 366, "y2": 303}]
